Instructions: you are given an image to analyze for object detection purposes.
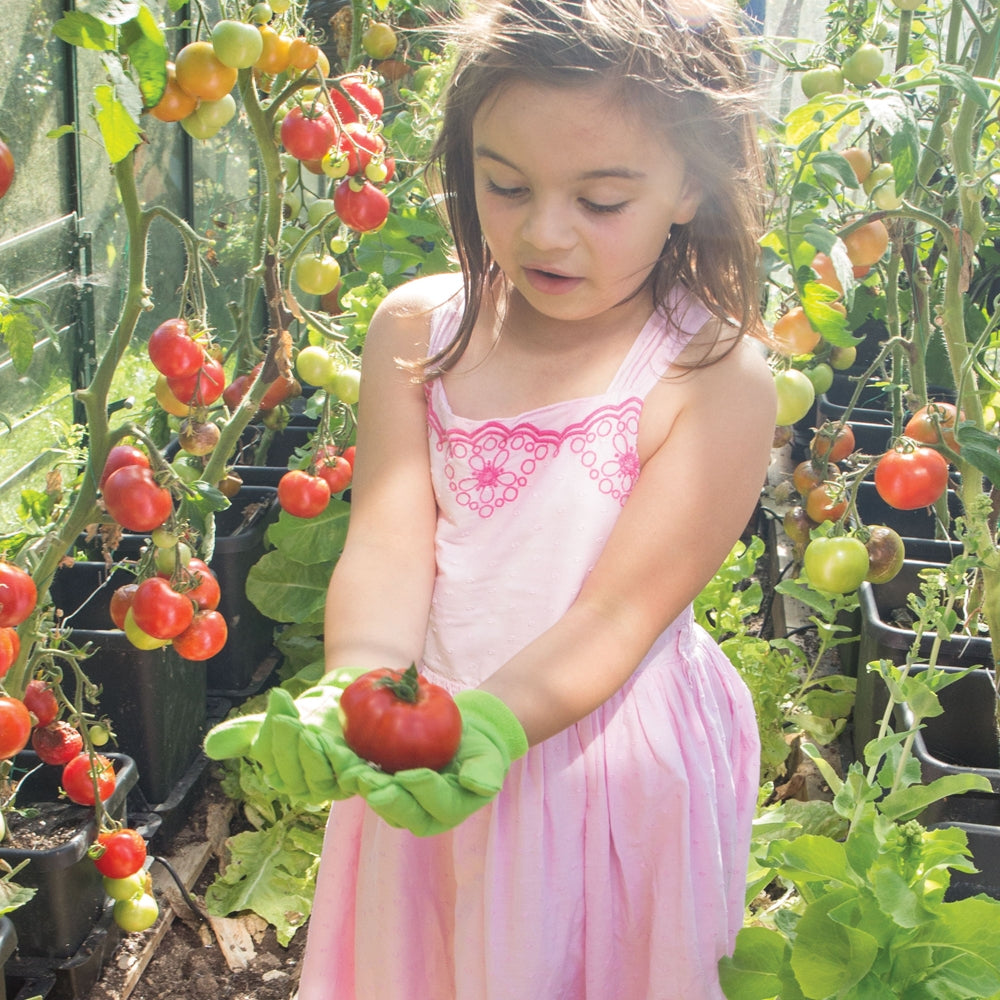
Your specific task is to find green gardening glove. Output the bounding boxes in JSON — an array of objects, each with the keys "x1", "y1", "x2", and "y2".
[
  {"x1": 204, "y1": 667, "x2": 370, "y2": 808},
  {"x1": 352, "y1": 690, "x2": 529, "y2": 837}
]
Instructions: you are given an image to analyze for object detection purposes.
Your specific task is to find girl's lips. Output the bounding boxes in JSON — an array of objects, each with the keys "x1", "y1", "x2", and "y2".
[{"x1": 522, "y1": 267, "x2": 584, "y2": 295}]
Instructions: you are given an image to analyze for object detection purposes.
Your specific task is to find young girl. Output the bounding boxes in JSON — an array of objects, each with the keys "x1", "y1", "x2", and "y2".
[{"x1": 211, "y1": 1, "x2": 776, "y2": 997}]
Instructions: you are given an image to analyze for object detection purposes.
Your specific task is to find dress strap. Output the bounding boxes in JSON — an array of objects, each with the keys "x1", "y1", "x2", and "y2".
[{"x1": 427, "y1": 289, "x2": 465, "y2": 356}]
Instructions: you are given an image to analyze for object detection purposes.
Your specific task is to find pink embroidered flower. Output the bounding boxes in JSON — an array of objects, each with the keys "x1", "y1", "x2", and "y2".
[{"x1": 454, "y1": 448, "x2": 525, "y2": 516}]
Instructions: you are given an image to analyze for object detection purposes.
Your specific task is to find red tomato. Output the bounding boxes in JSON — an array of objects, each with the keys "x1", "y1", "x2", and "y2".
[
  {"x1": 99, "y1": 444, "x2": 150, "y2": 489},
  {"x1": 182, "y1": 558, "x2": 221, "y2": 611},
  {"x1": 340, "y1": 75, "x2": 385, "y2": 119},
  {"x1": 331, "y1": 122, "x2": 385, "y2": 177},
  {"x1": 0, "y1": 627, "x2": 19, "y2": 677},
  {"x1": 31, "y1": 720, "x2": 84, "y2": 766},
  {"x1": 339, "y1": 664, "x2": 463, "y2": 774},
  {"x1": 24, "y1": 679, "x2": 58, "y2": 728},
  {"x1": 62, "y1": 753, "x2": 117, "y2": 806},
  {"x1": 130, "y1": 577, "x2": 194, "y2": 640},
  {"x1": 147, "y1": 318, "x2": 204, "y2": 379},
  {"x1": 109, "y1": 583, "x2": 138, "y2": 630},
  {"x1": 102, "y1": 465, "x2": 173, "y2": 533},
  {"x1": 315, "y1": 454, "x2": 353, "y2": 494},
  {"x1": 341, "y1": 445, "x2": 356, "y2": 467},
  {"x1": 222, "y1": 372, "x2": 253, "y2": 411},
  {"x1": 874, "y1": 445, "x2": 949, "y2": 510},
  {"x1": 334, "y1": 178, "x2": 390, "y2": 233},
  {"x1": 0, "y1": 138, "x2": 14, "y2": 199},
  {"x1": 805, "y1": 482, "x2": 849, "y2": 524},
  {"x1": 166, "y1": 357, "x2": 226, "y2": 406},
  {"x1": 0, "y1": 697, "x2": 32, "y2": 759},
  {"x1": 278, "y1": 470, "x2": 331, "y2": 518},
  {"x1": 172, "y1": 610, "x2": 228, "y2": 661},
  {"x1": 281, "y1": 106, "x2": 338, "y2": 161},
  {"x1": 904, "y1": 401, "x2": 963, "y2": 454},
  {"x1": 0, "y1": 563, "x2": 37, "y2": 628},
  {"x1": 810, "y1": 422, "x2": 856, "y2": 464},
  {"x1": 92, "y1": 828, "x2": 147, "y2": 879}
]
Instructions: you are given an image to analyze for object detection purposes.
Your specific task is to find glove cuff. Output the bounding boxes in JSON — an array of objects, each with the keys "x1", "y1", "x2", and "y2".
[{"x1": 453, "y1": 690, "x2": 529, "y2": 761}]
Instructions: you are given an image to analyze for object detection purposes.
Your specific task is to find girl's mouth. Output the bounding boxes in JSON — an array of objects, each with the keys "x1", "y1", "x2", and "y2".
[{"x1": 522, "y1": 267, "x2": 583, "y2": 295}]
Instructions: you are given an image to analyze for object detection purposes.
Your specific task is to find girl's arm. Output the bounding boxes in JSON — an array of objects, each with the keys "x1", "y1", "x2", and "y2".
[
  {"x1": 322, "y1": 277, "x2": 448, "y2": 674},
  {"x1": 478, "y1": 337, "x2": 777, "y2": 745}
]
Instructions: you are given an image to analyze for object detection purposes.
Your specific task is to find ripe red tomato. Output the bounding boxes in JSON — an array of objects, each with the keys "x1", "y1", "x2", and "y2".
[
  {"x1": 0, "y1": 627, "x2": 20, "y2": 677},
  {"x1": 334, "y1": 179, "x2": 390, "y2": 233},
  {"x1": 147, "y1": 318, "x2": 204, "y2": 379},
  {"x1": 0, "y1": 138, "x2": 15, "y2": 199},
  {"x1": 32, "y1": 720, "x2": 84, "y2": 765},
  {"x1": 904, "y1": 401, "x2": 962, "y2": 454},
  {"x1": 102, "y1": 465, "x2": 173, "y2": 533},
  {"x1": 340, "y1": 664, "x2": 463, "y2": 774},
  {"x1": 24, "y1": 679, "x2": 58, "y2": 728},
  {"x1": 278, "y1": 470, "x2": 331, "y2": 518},
  {"x1": 0, "y1": 697, "x2": 32, "y2": 759},
  {"x1": 62, "y1": 753, "x2": 117, "y2": 806},
  {"x1": 181, "y1": 558, "x2": 221, "y2": 611},
  {"x1": 874, "y1": 445, "x2": 949, "y2": 510},
  {"x1": 222, "y1": 372, "x2": 253, "y2": 411},
  {"x1": 0, "y1": 562, "x2": 38, "y2": 628},
  {"x1": 92, "y1": 828, "x2": 147, "y2": 879},
  {"x1": 331, "y1": 122, "x2": 385, "y2": 177},
  {"x1": 340, "y1": 75, "x2": 385, "y2": 119},
  {"x1": 810, "y1": 422, "x2": 856, "y2": 464},
  {"x1": 315, "y1": 453, "x2": 352, "y2": 494},
  {"x1": 166, "y1": 356, "x2": 226, "y2": 406},
  {"x1": 130, "y1": 577, "x2": 194, "y2": 640},
  {"x1": 803, "y1": 536, "x2": 870, "y2": 594},
  {"x1": 99, "y1": 444, "x2": 150, "y2": 489},
  {"x1": 281, "y1": 106, "x2": 338, "y2": 162},
  {"x1": 172, "y1": 610, "x2": 228, "y2": 661}
]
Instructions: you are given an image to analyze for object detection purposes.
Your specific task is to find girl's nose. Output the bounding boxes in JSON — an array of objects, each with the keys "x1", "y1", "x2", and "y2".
[{"x1": 519, "y1": 197, "x2": 575, "y2": 252}]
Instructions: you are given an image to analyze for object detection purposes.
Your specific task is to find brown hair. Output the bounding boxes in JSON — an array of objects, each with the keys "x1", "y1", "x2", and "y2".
[{"x1": 421, "y1": 0, "x2": 765, "y2": 375}]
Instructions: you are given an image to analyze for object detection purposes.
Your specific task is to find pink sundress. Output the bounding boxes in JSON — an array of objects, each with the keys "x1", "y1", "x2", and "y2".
[{"x1": 296, "y1": 285, "x2": 760, "y2": 1000}]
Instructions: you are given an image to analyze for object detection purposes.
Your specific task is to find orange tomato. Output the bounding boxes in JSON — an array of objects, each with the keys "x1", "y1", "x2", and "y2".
[
  {"x1": 255, "y1": 27, "x2": 293, "y2": 76},
  {"x1": 843, "y1": 219, "x2": 889, "y2": 267},
  {"x1": 174, "y1": 41, "x2": 238, "y2": 102},
  {"x1": 288, "y1": 37, "x2": 321, "y2": 71},
  {"x1": 150, "y1": 63, "x2": 198, "y2": 122},
  {"x1": 841, "y1": 147, "x2": 872, "y2": 186},
  {"x1": 805, "y1": 482, "x2": 849, "y2": 524},
  {"x1": 771, "y1": 306, "x2": 821, "y2": 356},
  {"x1": 811, "y1": 252, "x2": 843, "y2": 296}
]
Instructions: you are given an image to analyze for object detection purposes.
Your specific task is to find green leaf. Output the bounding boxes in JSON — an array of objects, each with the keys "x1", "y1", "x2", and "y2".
[
  {"x1": 246, "y1": 550, "x2": 331, "y2": 624},
  {"x1": 889, "y1": 127, "x2": 920, "y2": 196},
  {"x1": 811, "y1": 150, "x2": 858, "y2": 190},
  {"x1": 0, "y1": 310, "x2": 36, "y2": 374},
  {"x1": 937, "y1": 64, "x2": 992, "y2": 110},
  {"x1": 0, "y1": 878, "x2": 36, "y2": 916},
  {"x1": 120, "y1": 6, "x2": 168, "y2": 109},
  {"x1": 718, "y1": 926, "x2": 786, "y2": 1000},
  {"x1": 955, "y1": 422, "x2": 1000, "y2": 488},
  {"x1": 93, "y1": 81, "x2": 142, "y2": 163},
  {"x1": 767, "y1": 834, "x2": 857, "y2": 885},
  {"x1": 917, "y1": 897, "x2": 1000, "y2": 997},
  {"x1": 880, "y1": 773, "x2": 993, "y2": 822},
  {"x1": 53, "y1": 11, "x2": 117, "y2": 50},
  {"x1": 265, "y1": 499, "x2": 350, "y2": 566}
]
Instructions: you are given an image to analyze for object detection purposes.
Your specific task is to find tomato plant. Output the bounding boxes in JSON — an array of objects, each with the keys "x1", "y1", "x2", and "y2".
[
  {"x1": 92, "y1": 828, "x2": 147, "y2": 879},
  {"x1": 32, "y1": 720, "x2": 84, "y2": 765},
  {"x1": 905, "y1": 401, "x2": 962, "y2": 453},
  {"x1": 131, "y1": 577, "x2": 194, "y2": 640},
  {"x1": 874, "y1": 445, "x2": 949, "y2": 510},
  {"x1": 102, "y1": 464, "x2": 173, "y2": 533},
  {"x1": 0, "y1": 138, "x2": 14, "y2": 199},
  {"x1": 0, "y1": 562, "x2": 38, "y2": 627},
  {"x1": 173, "y1": 610, "x2": 228, "y2": 661},
  {"x1": 803, "y1": 536, "x2": 869, "y2": 594},
  {"x1": 340, "y1": 664, "x2": 463, "y2": 774},
  {"x1": 62, "y1": 753, "x2": 117, "y2": 805},
  {"x1": 278, "y1": 470, "x2": 331, "y2": 518},
  {"x1": 0, "y1": 697, "x2": 32, "y2": 759}
]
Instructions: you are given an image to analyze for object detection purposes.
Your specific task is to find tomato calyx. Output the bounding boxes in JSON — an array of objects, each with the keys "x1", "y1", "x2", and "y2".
[{"x1": 374, "y1": 663, "x2": 424, "y2": 704}]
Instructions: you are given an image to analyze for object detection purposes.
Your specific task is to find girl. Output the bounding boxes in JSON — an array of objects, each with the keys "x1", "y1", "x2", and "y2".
[{"x1": 212, "y1": 1, "x2": 776, "y2": 997}]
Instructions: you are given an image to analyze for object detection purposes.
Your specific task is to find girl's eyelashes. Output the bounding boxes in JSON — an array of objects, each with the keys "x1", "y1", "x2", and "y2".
[{"x1": 483, "y1": 178, "x2": 629, "y2": 215}]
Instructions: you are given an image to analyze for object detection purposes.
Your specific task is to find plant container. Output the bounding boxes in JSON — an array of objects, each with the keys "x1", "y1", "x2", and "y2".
[
  {"x1": 0, "y1": 917, "x2": 16, "y2": 1000},
  {"x1": 0, "y1": 752, "x2": 137, "y2": 962},
  {"x1": 48, "y1": 563, "x2": 207, "y2": 806}
]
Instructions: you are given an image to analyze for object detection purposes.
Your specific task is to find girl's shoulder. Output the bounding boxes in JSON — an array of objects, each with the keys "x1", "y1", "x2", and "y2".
[{"x1": 365, "y1": 271, "x2": 464, "y2": 362}]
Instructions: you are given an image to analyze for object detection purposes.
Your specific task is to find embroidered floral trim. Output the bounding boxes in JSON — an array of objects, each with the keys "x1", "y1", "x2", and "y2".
[{"x1": 427, "y1": 391, "x2": 642, "y2": 518}]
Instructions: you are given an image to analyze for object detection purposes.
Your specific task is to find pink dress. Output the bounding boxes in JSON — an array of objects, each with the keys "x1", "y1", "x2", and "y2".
[{"x1": 296, "y1": 287, "x2": 760, "y2": 1000}]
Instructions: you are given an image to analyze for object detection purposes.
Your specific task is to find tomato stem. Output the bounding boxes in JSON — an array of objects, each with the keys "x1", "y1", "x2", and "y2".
[{"x1": 376, "y1": 663, "x2": 421, "y2": 704}]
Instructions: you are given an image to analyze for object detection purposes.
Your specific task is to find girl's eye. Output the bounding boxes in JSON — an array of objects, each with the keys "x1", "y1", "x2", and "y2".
[
  {"x1": 582, "y1": 199, "x2": 628, "y2": 215},
  {"x1": 485, "y1": 179, "x2": 526, "y2": 199}
]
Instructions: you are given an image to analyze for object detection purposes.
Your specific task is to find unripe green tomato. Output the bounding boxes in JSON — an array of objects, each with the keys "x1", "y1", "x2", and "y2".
[
  {"x1": 90, "y1": 723, "x2": 111, "y2": 747},
  {"x1": 804, "y1": 362, "x2": 834, "y2": 396},
  {"x1": 155, "y1": 541, "x2": 192, "y2": 575},
  {"x1": 295, "y1": 345, "x2": 337, "y2": 387},
  {"x1": 800, "y1": 64, "x2": 844, "y2": 99},
  {"x1": 124, "y1": 609, "x2": 170, "y2": 650},
  {"x1": 362, "y1": 22, "x2": 397, "y2": 61},
  {"x1": 830, "y1": 345, "x2": 857, "y2": 371},
  {"x1": 890, "y1": 0, "x2": 923, "y2": 9},
  {"x1": 151, "y1": 527, "x2": 178, "y2": 549},
  {"x1": 328, "y1": 235, "x2": 349, "y2": 255},
  {"x1": 269, "y1": 0, "x2": 291, "y2": 11},
  {"x1": 281, "y1": 153, "x2": 300, "y2": 185},
  {"x1": 307, "y1": 199, "x2": 337, "y2": 227},
  {"x1": 773, "y1": 369, "x2": 816, "y2": 426},
  {"x1": 249, "y1": 3, "x2": 273, "y2": 24},
  {"x1": 842, "y1": 43, "x2": 884, "y2": 87},
  {"x1": 114, "y1": 893, "x2": 159, "y2": 933},
  {"x1": 803, "y1": 536, "x2": 870, "y2": 594},
  {"x1": 211, "y1": 20, "x2": 264, "y2": 69},
  {"x1": 283, "y1": 189, "x2": 303, "y2": 220},
  {"x1": 327, "y1": 367, "x2": 361, "y2": 405},
  {"x1": 104, "y1": 872, "x2": 146, "y2": 902},
  {"x1": 321, "y1": 149, "x2": 351, "y2": 179},
  {"x1": 180, "y1": 94, "x2": 237, "y2": 140},
  {"x1": 863, "y1": 162, "x2": 903, "y2": 210},
  {"x1": 294, "y1": 254, "x2": 342, "y2": 296},
  {"x1": 170, "y1": 459, "x2": 201, "y2": 484}
]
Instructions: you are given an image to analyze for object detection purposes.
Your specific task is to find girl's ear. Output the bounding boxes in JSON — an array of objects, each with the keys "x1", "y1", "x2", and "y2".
[{"x1": 674, "y1": 174, "x2": 704, "y2": 226}]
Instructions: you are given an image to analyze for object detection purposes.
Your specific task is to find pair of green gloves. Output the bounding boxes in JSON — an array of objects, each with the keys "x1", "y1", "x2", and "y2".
[{"x1": 203, "y1": 667, "x2": 529, "y2": 837}]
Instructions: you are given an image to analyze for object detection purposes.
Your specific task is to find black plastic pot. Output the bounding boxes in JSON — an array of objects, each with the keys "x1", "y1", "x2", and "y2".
[
  {"x1": 817, "y1": 372, "x2": 895, "y2": 426},
  {"x1": 0, "y1": 752, "x2": 137, "y2": 963},
  {"x1": 0, "y1": 917, "x2": 16, "y2": 1000},
  {"x1": 230, "y1": 423, "x2": 315, "y2": 488},
  {"x1": 48, "y1": 563, "x2": 207, "y2": 806}
]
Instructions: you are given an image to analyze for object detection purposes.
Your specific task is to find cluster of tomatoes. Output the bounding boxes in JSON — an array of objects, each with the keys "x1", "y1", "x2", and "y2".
[
  {"x1": 91, "y1": 825, "x2": 159, "y2": 933},
  {"x1": 277, "y1": 441, "x2": 355, "y2": 519}
]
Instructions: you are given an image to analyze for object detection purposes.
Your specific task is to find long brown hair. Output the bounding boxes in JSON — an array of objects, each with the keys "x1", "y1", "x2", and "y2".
[{"x1": 421, "y1": 0, "x2": 765, "y2": 376}]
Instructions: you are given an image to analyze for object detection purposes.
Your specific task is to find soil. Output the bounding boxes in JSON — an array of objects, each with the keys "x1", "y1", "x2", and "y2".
[{"x1": 85, "y1": 771, "x2": 308, "y2": 1000}]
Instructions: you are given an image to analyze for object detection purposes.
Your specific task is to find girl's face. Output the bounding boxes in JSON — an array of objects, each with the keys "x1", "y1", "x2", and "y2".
[{"x1": 471, "y1": 78, "x2": 702, "y2": 323}]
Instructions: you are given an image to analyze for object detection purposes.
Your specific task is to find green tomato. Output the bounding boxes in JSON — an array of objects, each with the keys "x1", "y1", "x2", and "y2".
[
  {"x1": 180, "y1": 94, "x2": 237, "y2": 140},
  {"x1": 328, "y1": 367, "x2": 361, "y2": 405},
  {"x1": 307, "y1": 199, "x2": 337, "y2": 227},
  {"x1": 211, "y1": 20, "x2": 264, "y2": 69},
  {"x1": 863, "y1": 162, "x2": 903, "y2": 210},
  {"x1": 804, "y1": 362, "x2": 834, "y2": 396},
  {"x1": 773, "y1": 369, "x2": 816, "y2": 426},
  {"x1": 123, "y1": 609, "x2": 170, "y2": 650},
  {"x1": 249, "y1": 3, "x2": 273, "y2": 24},
  {"x1": 800, "y1": 64, "x2": 844, "y2": 99},
  {"x1": 154, "y1": 540, "x2": 192, "y2": 575},
  {"x1": 114, "y1": 893, "x2": 160, "y2": 933},
  {"x1": 362, "y1": 22, "x2": 397, "y2": 60},
  {"x1": 269, "y1": 0, "x2": 291, "y2": 11},
  {"x1": 295, "y1": 345, "x2": 336, "y2": 387},
  {"x1": 842, "y1": 43, "x2": 884, "y2": 87},
  {"x1": 830, "y1": 345, "x2": 858, "y2": 371},
  {"x1": 104, "y1": 873, "x2": 145, "y2": 902},
  {"x1": 294, "y1": 254, "x2": 342, "y2": 296},
  {"x1": 89, "y1": 723, "x2": 111, "y2": 747},
  {"x1": 281, "y1": 154, "x2": 300, "y2": 185},
  {"x1": 803, "y1": 536, "x2": 870, "y2": 594}
]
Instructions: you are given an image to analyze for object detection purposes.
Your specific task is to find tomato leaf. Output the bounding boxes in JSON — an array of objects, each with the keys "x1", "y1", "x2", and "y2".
[
  {"x1": 936, "y1": 64, "x2": 992, "y2": 110},
  {"x1": 955, "y1": 422, "x2": 1000, "y2": 487},
  {"x1": 120, "y1": 7, "x2": 168, "y2": 109},
  {"x1": 53, "y1": 11, "x2": 117, "y2": 51},
  {"x1": 810, "y1": 150, "x2": 858, "y2": 190},
  {"x1": 93, "y1": 79, "x2": 142, "y2": 163}
]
